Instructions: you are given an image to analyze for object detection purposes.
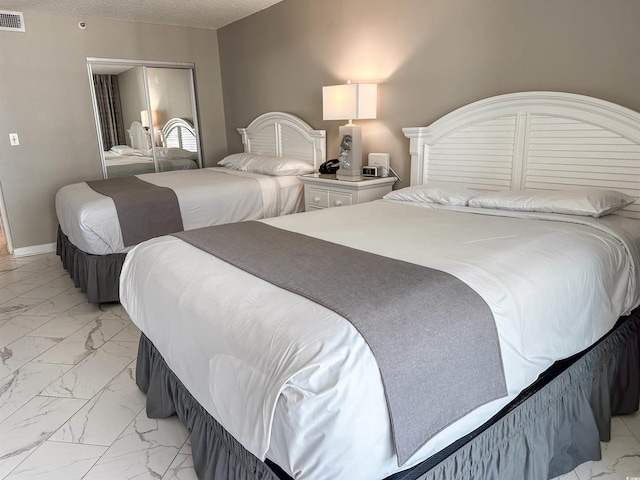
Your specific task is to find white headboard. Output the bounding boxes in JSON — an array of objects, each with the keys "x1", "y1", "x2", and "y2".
[
  {"x1": 162, "y1": 118, "x2": 198, "y2": 152},
  {"x1": 127, "y1": 121, "x2": 150, "y2": 151},
  {"x1": 403, "y1": 92, "x2": 640, "y2": 217},
  {"x1": 237, "y1": 112, "x2": 326, "y2": 168}
]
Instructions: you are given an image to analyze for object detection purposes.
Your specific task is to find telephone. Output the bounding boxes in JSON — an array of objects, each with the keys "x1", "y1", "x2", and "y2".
[{"x1": 319, "y1": 159, "x2": 340, "y2": 174}]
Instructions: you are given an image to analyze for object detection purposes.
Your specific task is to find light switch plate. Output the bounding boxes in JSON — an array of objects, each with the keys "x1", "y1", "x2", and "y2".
[{"x1": 9, "y1": 133, "x2": 19, "y2": 146}]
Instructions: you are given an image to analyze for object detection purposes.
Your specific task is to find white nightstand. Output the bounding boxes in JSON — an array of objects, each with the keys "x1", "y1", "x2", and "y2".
[{"x1": 298, "y1": 174, "x2": 396, "y2": 211}]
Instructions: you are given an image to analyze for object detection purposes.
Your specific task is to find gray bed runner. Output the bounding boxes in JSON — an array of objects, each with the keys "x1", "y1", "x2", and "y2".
[
  {"x1": 175, "y1": 221, "x2": 507, "y2": 465},
  {"x1": 87, "y1": 176, "x2": 183, "y2": 247}
]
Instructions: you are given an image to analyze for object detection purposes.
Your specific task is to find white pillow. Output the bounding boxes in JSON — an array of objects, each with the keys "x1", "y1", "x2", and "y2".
[
  {"x1": 468, "y1": 188, "x2": 635, "y2": 217},
  {"x1": 383, "y1": 184, "x2": 476, "y2": 206},
  {"x1": 110, "y1": 145, "x2": 145, "y2": 156},
  {"x1": 155, "y1": 147, "x2": 198, "y2": 160},
  {"x1": 218, "y1": 153, "x2": 315, "y2": 176}
]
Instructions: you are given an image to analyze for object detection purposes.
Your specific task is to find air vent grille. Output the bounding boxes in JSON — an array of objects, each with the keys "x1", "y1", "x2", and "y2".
[{"x1": 0, "y1": 10, "x2": 25, "y2": 32}]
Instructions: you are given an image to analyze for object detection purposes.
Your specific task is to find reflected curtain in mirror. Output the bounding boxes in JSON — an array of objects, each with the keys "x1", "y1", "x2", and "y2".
[{"x1": 93, "y1": 75, "x2": 126, "y2": 150}]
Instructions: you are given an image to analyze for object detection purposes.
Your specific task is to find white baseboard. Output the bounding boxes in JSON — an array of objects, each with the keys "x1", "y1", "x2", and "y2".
[{"x1": 13, "y1": 242, "x2": 56, "y2": 258}]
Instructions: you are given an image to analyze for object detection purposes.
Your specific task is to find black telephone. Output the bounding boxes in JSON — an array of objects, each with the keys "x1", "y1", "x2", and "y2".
[{"x1": 319, "y1": 159, "x2": 340, "y2": 174}]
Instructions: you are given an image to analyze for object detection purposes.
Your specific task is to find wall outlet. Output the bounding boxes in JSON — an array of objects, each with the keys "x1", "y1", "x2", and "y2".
[
  {"x1": 9, "y1": 133, "x2": 19, "y2": 146},
  {"x1": 368, "y1": 153, "x2": 390, "y2": 177}
]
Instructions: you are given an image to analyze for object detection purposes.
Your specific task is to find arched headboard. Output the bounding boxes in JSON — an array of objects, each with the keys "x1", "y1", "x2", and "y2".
[
  {"x1": 127, "y1": 121, "x2": 150, "y2": 151},
  {"x1": 403, "y1": 92, "x2": 640, "y2": 217},
  {"x1": 162, "y1": 118, "x2": 198, "y2": 152},
  {"x1": 237, "y1": 112, "x2": 326, "y2": 168}
]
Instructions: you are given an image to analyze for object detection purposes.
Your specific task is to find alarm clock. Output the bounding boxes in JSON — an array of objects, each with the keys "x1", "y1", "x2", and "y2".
[{"x1": 362, "y1": 166, "x2": 379, "y2": 177}]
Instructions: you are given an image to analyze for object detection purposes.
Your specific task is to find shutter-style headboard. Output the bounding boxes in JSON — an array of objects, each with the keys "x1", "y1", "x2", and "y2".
[
  {"x1": 404, "y1": 92, "x2": 640, "y2": 217},
  {"x1": 161, "y1": 118, "x2": 198, "y2": 152},
  {"x1": 237, "y1": 112, "x2": 326, "y2": 168}
]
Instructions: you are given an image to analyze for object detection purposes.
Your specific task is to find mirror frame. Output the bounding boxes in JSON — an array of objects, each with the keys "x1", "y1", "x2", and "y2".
[{"x1": 86, "y1": 57, "x2": 203, "y2": 178}]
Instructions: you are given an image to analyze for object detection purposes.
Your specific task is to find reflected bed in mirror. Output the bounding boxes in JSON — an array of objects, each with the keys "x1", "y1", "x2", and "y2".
[{"x1": 104, "y1": 119, "x2": 199, "y2": 177}]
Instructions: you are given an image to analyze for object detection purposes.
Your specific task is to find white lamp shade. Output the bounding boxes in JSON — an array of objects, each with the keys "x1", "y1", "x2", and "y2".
[
  {"x1": 140, "y1": 110, "x2": 150, "y2": 128},
  {"x1": 322, "y1": 83, "x2": 377, "y2": 121}
]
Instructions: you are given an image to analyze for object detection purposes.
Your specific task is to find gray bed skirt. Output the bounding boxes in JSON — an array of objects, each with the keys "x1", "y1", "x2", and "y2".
[
  {"x1": 136, "y1": 310, "x2": 640, "y2": 480},
  {"x1": 56, "y1": 227, "x2": 125, "y2": 304}
]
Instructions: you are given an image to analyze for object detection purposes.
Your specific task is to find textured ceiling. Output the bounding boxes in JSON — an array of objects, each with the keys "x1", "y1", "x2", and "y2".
[{"x1": 0, "y1": 0, "x2": 284, "y2": 29}]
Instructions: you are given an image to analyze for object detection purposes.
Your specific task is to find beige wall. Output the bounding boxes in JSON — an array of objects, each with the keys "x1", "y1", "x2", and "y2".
[
  {"x1": 118, "y1": 67, "x2": 147, "y2": 138},
  {"x1": 0, "y1": 11, "x2": 227, "y2": 250},
  {"x1": 218, "y1": 0, "x2": 640, "y2": 186}
]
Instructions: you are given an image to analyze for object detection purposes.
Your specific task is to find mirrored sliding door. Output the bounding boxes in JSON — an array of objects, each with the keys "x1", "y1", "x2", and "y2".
[{"x1": 87, "y1": 58, "x2": 202, "y2": 178}]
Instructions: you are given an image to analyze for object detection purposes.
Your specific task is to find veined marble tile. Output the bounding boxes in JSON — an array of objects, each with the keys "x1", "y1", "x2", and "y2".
[
  {"x1": 12, "y1": 269, "x2": 68, "y2": 290},
  {"x1": 0, "y1": 269, "x2": 41, "y2": 289},
  {"x1": 0, "y1": 362, "x2": 72, "y2": 422},
  {"x1": 5, "y1": 441, "x2": 107, "y2": 480},
  {"x1": 13, "y1": 252, "x2": 57, "y2": 264},
  {"x1": 161, "y1": 454, "x2": 197, "y2": 480},
  {"x1": 0, "y1": 335, "x2": 61, "y2": 377},
  {"x1": 0, "y1": 396, "x2": 87, "y2": 478},
  {"x1": 14, "y1": 259, "x2": 65, "y2": 275},
  {"x1": 19, "y1": 283, "x2": 74, "y2": 300},
  {"x1": 26, "y1": 309, "x2": 101, "y2": 339},
  {"x1": 112, "y1": 322, "x2": 141, "y2": 343},
  {"x1": 622, "y1": 409, "x2": 640, "y2": 441},
  {"x1": 82, "y1": 410, "x2": 189, "y2": 480},
  {"x1": 611, "y1": 416, "x2": 634, "y2": 437},
  {"x1": 552, "y1": 471, "x2": 580, "y2": 480},
  {"x1": 22, "y1": 289, "x2": 89, "y2": 317},
  {"x1": 0, "y1": 315, "x2": 53, "y2": 348},
  {"x1": 44, "y1": 273, "x2": 76, "y2": 289},
  {"x1": 50, "y1": 361, "x2": 146, "y2": 446},
  {"x1": 574, "y1": 436, "x2": 640, "y2": 480},
  {"x1": 0, "y1": 260, "x2": 21, "y2": 273},
  {"x1": 34, "y1": 317, "x2": 130, "y2": 365},
  {"x1": 0, "y1": 283, "x2": 45, "y2": 304},
  {"x1": 59, "y1": 301, "x2": 104, "y2": 320},
  {"x1": 0, "y1": 297, "x2": 47, "y2": 321},
  {"x1": 99, "y1": 303, "x2": 131, "y2": 321},
  {"x1": 179, "y1": 439, "x2": 192, "y2": 455},
  {"x1": 40, "y1": 340, "x2": 138, "y2": 399}
]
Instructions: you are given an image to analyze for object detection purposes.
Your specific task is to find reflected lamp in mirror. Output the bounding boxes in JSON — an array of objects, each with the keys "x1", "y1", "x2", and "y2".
[
  {"x1": 322, "y1": 82, "x2": 377, "y2": 180},
  {"x1": 140, "y1": 110, "x2": 150, "y2": 129}
]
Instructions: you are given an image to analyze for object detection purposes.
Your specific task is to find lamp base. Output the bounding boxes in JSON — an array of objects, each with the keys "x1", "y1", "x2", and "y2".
[{"x1": 336, "y1": 124, "x2": 363, "y2": 180}]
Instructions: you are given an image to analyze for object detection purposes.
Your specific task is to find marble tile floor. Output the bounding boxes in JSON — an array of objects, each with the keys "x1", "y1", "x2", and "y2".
[{"x1": 0, "y1": 250, "x2": 638, "y2": 479}]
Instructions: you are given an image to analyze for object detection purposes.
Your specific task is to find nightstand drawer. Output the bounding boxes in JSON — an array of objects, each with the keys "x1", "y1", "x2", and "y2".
[
  {"x1": 308, "y1": 188, "x2": 329, "y2": 208},
  {"x1": 329, "y1": 192, "x2": 352, "y2": 207},
  {"x1": 298, "y1": 174, "x2": 396, "y2": 212}
]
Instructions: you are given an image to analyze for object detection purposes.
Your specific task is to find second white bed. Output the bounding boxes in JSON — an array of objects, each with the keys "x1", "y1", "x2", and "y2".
[
  {"x1": 121, "y1": 199, "x2": 640, "y2": 480},
  {"x1": 56, "y1": 167, "x2": 303, "y2": 255}
]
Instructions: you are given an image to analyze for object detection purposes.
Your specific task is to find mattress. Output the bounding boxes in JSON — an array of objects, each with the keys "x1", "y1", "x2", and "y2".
[
  {"x1": 55, "y1": 167, "x2": 304, "y2": 255},
  {"x1": 120, "y1": 200, "x2": 640, "y2": 479}
]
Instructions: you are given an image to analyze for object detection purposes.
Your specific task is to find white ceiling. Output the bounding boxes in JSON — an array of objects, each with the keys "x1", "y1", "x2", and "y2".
[{"x1": 0, "y1": 0, "x2": 284, "y2": 30}]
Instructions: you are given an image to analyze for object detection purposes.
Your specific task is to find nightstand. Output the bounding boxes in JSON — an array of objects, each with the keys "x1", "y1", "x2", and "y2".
[{"x1": 298, "y1": 174, "x2": 396, "y2": 211}]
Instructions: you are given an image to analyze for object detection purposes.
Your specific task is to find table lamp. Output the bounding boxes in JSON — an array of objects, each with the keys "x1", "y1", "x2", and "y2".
[{"x1": 322, "y1": 82, "x2": 377, "y2": 180}]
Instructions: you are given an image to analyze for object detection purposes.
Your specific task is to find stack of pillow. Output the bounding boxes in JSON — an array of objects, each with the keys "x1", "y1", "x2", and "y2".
[
  {"x1": 383, "y1": 184, "x2": 636, "y2": 218},
  {"x1": 218, "y1": 152, "x2": 316, "y2": 176}
]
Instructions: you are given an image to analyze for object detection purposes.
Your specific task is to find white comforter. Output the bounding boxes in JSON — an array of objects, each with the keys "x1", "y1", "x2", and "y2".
[
  {"x1": 120, "y1": 200, "x2": 640, "y2": 480},
  {"x1": 55, "y1": 167, "x2": 303, "y2": 255}
]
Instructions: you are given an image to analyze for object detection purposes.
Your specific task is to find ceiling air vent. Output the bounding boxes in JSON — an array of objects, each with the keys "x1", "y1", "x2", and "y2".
[{"x1": 0, "y1": 10, "x2": 25, "y2": 32}]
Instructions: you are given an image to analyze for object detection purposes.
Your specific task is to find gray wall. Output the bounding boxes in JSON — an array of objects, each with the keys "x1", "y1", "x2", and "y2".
[
  {"x1": 218, "y1": 0, "x2": 640, "y2": 186},
  {"x1": 147, "y1": 68, "x2": 195, "y2": 128},
  {"x1": 118, "y1": 67, "x2": 147, "y2": 140},
  {"x1": 0, "y1": 11, "x2": 227, "y2": 249}
]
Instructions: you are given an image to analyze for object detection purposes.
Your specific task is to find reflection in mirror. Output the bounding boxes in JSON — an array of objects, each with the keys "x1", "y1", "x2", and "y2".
[{"x1": 88, "y1": 59, "x2": 202, "y2": 178}]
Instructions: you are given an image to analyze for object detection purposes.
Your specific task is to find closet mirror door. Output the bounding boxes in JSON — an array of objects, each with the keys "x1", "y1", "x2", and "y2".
[
  {"x1": 145, "y1": 67, "x2": 202, "y2": 173},
  {"x1": 88, "y1": 59, "x2": 202, "y2": 179}
]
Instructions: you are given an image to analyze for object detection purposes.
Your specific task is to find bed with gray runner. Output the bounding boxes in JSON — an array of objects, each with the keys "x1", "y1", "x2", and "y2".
[
  {"x1": 175, "y1": 221, "x2": 508, "y2": 463},
  {"x1": 87, "y1": 176, "x2": 183, "y2": 246}
]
